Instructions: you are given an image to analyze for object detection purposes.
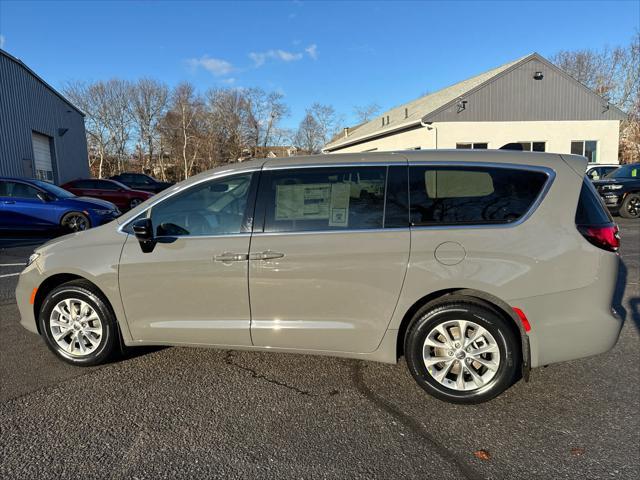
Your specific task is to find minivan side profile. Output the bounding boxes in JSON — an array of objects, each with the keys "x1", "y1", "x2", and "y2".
[{"x1": 15, "y1": 150, "x2": 623, "y2": 404}]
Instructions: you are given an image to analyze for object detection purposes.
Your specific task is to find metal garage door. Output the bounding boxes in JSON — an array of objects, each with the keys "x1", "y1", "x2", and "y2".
[{"x1": 31, "y1": 132, "x2": 54, "y2": 182}]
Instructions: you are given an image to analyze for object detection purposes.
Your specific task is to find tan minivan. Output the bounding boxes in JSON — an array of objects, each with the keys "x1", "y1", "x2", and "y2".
[{"x1": 16, "y1": 151, "x2": 623, "y2": 403}]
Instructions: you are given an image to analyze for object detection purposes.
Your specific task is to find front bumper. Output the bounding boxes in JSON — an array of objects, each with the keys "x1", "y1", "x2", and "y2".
[{"x1": 15, "y1": 260, "x2": 42, "y2": 335}]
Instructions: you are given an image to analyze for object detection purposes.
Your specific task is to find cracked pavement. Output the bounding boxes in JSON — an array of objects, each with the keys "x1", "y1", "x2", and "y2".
[{"x1": 0, "y1": 219, "x2": 638, "y2": 479}]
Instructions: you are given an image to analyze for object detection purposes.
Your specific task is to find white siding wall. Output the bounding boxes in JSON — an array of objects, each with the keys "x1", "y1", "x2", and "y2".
[{"x1": 331, "y1": 120, "x2": 620, "y2": 163}]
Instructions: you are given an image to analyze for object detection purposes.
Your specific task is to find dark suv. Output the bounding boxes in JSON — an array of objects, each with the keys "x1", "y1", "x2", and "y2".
[
  {"x1": 110, "y1": 173, "x2": 173, "y2": 194},
  {"x1": 593, "y1": 163, "x2": 640, "y2": 219}
]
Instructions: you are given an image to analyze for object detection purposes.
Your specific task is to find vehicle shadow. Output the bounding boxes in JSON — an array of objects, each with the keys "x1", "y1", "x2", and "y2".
[{"x1": 612, "y1": 258, "x2": 628, "y2": 323}]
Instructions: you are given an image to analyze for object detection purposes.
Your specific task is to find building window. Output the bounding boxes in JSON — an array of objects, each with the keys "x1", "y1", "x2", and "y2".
[
  {"x1": 517, "y1": 142, "x2": 546, "y2": 152},
  {"x1": 456, "y1": 143, "x2": 488, "y2": 150},
  {"x1": 571, "y1": 141, "x2": 598, "y2": 162}
]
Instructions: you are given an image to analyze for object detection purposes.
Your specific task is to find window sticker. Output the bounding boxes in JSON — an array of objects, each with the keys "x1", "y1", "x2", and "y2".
[
  {"x1": 275, "y1": 182, "x2": 351, "y2": 226},
  {"x1": 276, "y1": 183, "x2": 331, "y2": 220},
  {"x1": 329, "y1": 182, "x2": 350, "y2": 227}
]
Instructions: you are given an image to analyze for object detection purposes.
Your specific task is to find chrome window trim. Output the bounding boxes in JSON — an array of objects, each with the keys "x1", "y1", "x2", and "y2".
[
  {"x1": 117, "y1": 167, "x2": 260, "y2": 236},
  {"x1": 117, "y1": 161, "x2": 556, "y2": 236},
  {"x1": 263, "y1": 161, "x2": 407, "y2": 170},
  {"x1": 253, "y1": 227, "x2": 409, "y2": 237}
]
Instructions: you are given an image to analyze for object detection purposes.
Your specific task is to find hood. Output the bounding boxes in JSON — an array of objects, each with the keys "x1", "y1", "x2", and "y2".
[{"x1": 58, "y1": 196, "x2": 118, "y2": 210}]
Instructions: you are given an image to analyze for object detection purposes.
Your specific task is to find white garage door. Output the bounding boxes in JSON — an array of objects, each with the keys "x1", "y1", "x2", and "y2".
[{"x1": 32, "y1": 132, "x2": 54, "y2": 182}]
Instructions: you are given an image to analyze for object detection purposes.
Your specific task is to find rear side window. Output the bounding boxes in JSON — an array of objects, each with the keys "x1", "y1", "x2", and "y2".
[
  {"x1": 260, "y1": 167, "x2": 386, "y2": 232},
  {"x1": 575, "y1": 178, "x2": 612, "y2": 225},
  {"x1": 409, "y1": 166, "x2": 548, "y2": 225}
]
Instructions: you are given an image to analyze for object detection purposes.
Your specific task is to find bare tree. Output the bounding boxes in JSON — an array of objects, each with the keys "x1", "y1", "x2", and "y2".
[
  {"x1": 294, "y1": 112, "x2": 322, "y2": 153},
  {"x1": 353, "y1": 103, "x2": 380, "y2": 123},
  {"x1": 64, "y1": 81, "x2": 113, "y2": 178},
  {"x1": 130, "y1": 78, "x2": 169, "y2": 175},
  {"x1": 245, "y1": 88, "x2": 289, "y2": 156},
  {"x1": 552, "y1": 32, "x2": 639, "y2": 112},
  {"x1": 552, "y1": 32, "x2": 639, "y2": 162}
]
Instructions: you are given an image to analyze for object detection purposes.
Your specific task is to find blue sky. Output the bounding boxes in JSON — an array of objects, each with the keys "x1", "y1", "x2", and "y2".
[{"x1": 1, "y1": 1, "x2": 638, "y2": 129}]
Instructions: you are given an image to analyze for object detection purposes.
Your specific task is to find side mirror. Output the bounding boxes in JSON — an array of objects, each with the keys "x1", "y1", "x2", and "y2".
[
  {"x1": 132, "y1": 218, "x2": 155, "y2": 252},
  {"x1": 36, "y1": 192, "x2": 51, "y2": 202}
]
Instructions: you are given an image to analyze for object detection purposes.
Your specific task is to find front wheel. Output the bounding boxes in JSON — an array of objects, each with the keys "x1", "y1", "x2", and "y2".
[
  {"x1": 619, "y1": 193, "x2": 640, "y2": 219},
  {"x1": 61, "y1": 211, "x2": 90, "y2": 232},
  {"x1": 39, "y1": 280, "x2": 116, "y2": 366},
  {"x1": 404, "y1": 297, "x2": 520, "y2": 404}
]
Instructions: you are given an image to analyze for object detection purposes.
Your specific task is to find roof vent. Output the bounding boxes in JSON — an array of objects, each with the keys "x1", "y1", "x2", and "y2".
[{"x1": 533, "y1": 71, "x2": 544, "y2": 80}]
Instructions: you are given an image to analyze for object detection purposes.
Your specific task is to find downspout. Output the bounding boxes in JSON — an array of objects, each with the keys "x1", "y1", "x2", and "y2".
[{"x1": 420, "y1": 119, "x2": 438, "y2": 149}]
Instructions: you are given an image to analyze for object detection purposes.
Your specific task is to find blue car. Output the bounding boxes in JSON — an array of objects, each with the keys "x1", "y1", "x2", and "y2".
[{"x1": 0, "y1": 177, "x2": 121, "y2": 233}]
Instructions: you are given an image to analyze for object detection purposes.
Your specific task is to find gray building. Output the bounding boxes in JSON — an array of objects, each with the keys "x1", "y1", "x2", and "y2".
[
  {"x1": 324, "y1": 53, "x2": 627, "y2": 164},
  {"x1": 0, "y1": 49, "x2": 89, "y2": 184}
]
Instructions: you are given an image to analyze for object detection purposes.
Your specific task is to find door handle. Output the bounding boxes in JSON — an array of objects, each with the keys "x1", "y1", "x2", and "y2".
[
  {"x1": 214, "y1": 252, "x2": 248, "y2": 263},
  {"x1": 250, "y1": 250, "x2": 285, "y2": 261}
]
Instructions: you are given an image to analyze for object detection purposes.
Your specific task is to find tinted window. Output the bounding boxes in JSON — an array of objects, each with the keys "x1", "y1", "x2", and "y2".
[
  {"x1": 3, "y1": 182, "x2": 41, "y2": 199},
  {"x1": 150, "y1": 173, "x2": 254, "y2": 236},
  {"x1": 575, "y1": 179, "x2": 613, "y2": 225},
  {"x1": 94, "y1": 180, "x2": 119, "y2": 191},
  {"x1": 409, "y1": 166, "x2": 548, "y2": 225},
  {"x1": 260, "y1": 167, "x2": 386, "y2": 232},
  {"x1": 32, "y1": 180, "x2": 75, "y2": 198},
  {"x1": 74, "y1": 180, "x2": 95, "y2": 189},
  {"x1": 607, "y1": 164, "x2": 639, "y2": 179}
]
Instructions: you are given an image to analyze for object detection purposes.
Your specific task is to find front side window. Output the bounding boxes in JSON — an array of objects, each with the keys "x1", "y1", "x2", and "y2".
[
  {"x1": 409, "y1": 166, "x2": 548, "y2": 225},
  {"x1": 95, "y1": 180, "x2": 119, "y2": 191},
  {"x1": 571, "y1": 140, "x2": 598, "y2": 162},
  {"x1": 3, "y1": 181, "x2": 41, "y2": 200},
  {"x1": 260, "y1": 166, "x2": 386, "y2": 232},
  {"x1": 607, "y1": 164, "x2": 638, "y2": 179},
  {"x1": 149, "y1": 173, "x2": 254, "y2": 237}
]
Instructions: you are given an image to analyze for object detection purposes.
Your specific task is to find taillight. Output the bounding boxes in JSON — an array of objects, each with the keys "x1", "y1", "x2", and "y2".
[{"x1": 577, "y1": 224, "x2": 620, "y2": 252}]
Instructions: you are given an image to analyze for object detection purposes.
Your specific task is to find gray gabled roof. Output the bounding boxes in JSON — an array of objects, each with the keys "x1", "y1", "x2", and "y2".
[{"x1": 324, "y1": 52, "x2": 626, "y2": 151}]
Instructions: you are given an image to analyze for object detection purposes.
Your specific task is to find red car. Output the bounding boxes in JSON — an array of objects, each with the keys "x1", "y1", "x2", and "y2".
[{"x1": 60, "y1": 179, "x2": 153, "y2": 211}]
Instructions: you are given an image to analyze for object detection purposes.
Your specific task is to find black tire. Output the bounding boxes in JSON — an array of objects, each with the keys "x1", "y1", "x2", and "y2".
[
  {"x1": 60, "y1": 211, "x2": 91, "y2": 232},
  {"x1": 619, "y1": 193, "x2": 640, "y2": 219},
  {"x1": 38, "y1": 280, "x2": 117, "y2": 366},
  {"x1": 404, "y1": 296, "x2": 520, "y2": 404},
  {"x1": 129, "y1": 198, "x2": 143, "y2": 209}
]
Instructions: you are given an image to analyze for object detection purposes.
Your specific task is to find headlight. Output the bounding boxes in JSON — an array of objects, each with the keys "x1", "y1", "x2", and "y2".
[
  {"x1": 603, "y1": 184, "x2": 623, "y2": 190},
  {"x1": 94, "y1": 209, "x2": 116, "y2": 215},
  {"x1": 27, "y1": 253, "x2": 40, "y2": 267}
]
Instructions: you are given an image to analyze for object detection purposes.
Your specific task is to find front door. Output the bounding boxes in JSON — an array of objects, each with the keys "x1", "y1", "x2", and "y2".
[
  {"x1": 118, "y1": 171, "x2": 258, "y2": 346},
  {"x1": 249, "y1": 163, "x2": 410, "y2": 354}
]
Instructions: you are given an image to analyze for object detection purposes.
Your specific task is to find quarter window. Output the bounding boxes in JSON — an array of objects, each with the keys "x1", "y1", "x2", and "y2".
[
  {"x1": 260, "y1": 167, "x2": 386, "y2": 232},
  {"x1": 571, "y1": 141, "x2": 598, "y2": 162},
  {"x1": 409, "y1": 166, "x2": 548, "y2": 225},
  {"x1": 149, "y1": 173, "x2": 254, "y2": 237}
]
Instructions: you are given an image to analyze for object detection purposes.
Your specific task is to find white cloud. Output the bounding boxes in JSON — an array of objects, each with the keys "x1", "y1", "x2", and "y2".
[
  {"x1": 0, "y1": 35, "x2": 5, "y2": 49},
  {"x1": 305, "y1": 44, "x2": 318, "y2": 60},
  {"x1": 249, "y1": 49, "x2": 303, "y2": 67},
  {"x1": 187, "y1": 55, "x2": 234, "y2": 76}
]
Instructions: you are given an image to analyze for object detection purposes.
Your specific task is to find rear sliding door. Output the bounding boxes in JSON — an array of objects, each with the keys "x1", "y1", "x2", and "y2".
[{"x1": 248, "y1": 161, "x2": 410, "y2": 354}]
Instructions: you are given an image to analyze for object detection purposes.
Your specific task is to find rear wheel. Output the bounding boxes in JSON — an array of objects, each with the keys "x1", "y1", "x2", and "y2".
[
  {"x1": 61, "y1": 212, "x2": 90, "y2": 232},
  {"x1": 39, "y1": 280, "x2": 116, "y2": 366},
  {"x1": 404, "y1": 297, "x2": 520, "y2": 404},
  {"x1": 619, "y1": 193, "x2": 640, "y2": 219}
]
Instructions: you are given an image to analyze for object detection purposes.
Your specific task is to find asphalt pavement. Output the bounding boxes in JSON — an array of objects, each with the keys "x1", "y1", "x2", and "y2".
[{"x1": 0, "y1": 220, "x2": 638, "y2": 480}]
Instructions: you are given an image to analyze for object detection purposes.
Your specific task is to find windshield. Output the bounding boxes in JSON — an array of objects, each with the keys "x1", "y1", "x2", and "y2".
[
  {"x1": 605, "y1": 164, "x2": 639, "y2": 179},
  {"x1": 32, "y1": 180, "x2": 76, "y2": 199}
]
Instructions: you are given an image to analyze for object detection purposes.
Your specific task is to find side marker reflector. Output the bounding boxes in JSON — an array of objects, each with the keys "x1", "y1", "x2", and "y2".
[
  {"x1": 29, "y1": 288, "x2": 37, "y2": 305},
  {"x1": 512, "y1": 307, "x2": 531, "y2": 332}
]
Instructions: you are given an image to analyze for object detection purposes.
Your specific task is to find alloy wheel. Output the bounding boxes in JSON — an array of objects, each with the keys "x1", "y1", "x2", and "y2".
[
  {"x1": 63, "y1": 214, "x2": 89, "y2": 232},
  {"x1": 422, "y1": 319, "x2": 501, "y2": 391},
  {"x1": 49, "y1": 298, "x2": 103, "y2": 356}
]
